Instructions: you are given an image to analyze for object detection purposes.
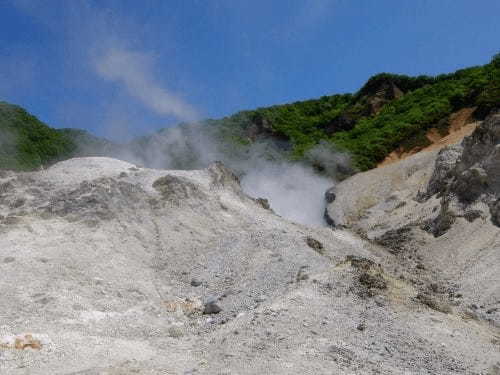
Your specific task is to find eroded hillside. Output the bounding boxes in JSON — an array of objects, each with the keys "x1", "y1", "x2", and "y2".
[{"x1": 1, "y1": 109, "x2": 500, "y2": 374}]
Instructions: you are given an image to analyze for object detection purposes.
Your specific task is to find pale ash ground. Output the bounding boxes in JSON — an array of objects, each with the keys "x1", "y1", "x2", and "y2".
[{"x1": 0, "y1": 154, "x2": 499, "y2": 374}]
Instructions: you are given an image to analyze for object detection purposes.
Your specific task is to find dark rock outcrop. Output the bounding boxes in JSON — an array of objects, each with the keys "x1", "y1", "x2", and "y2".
[
  {"x1": 367, "y1": 81, "x2": 404, "y2": 114},
  {"x1": 425, "y1": 111, "x2": 500, "y2": 227}
]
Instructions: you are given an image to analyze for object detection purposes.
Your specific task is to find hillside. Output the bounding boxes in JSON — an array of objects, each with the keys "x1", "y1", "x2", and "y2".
[
  {"x1": 1, "y1": 113, "x2": 499, "y2": 373},
  {"x1": 1, "y1": 57, "x2": 499, "y2": 375},
  {"x1": 205, "y1": 53, "x2": 500, "y2": 170},
  {"x1": 0, "y1": 102, "x2": 76, "y2": 170},
  {"x1": 0, "y1": 53, "x2": 498, "y2": 172}
]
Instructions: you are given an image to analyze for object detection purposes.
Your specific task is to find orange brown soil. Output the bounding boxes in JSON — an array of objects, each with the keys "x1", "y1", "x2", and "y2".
[{"x1": 378, "y1": 108, "x2": 479, "y2": 168}]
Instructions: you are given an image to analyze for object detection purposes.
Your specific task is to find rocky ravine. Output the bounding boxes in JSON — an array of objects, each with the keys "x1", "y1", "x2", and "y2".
[{"x1": 0, "y1": 118, "x2": 499, "y2": 374}]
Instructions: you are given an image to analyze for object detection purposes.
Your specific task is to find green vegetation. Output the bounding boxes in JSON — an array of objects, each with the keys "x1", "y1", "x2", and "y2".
[
  {"x1": 333, "y1": 57, "x2": 499, "y2": 169},
  {"x1": 0, "y1": 102, "x2": 76, "y2": 170},
  {"x1": 0, "y1": 53, "x2": 498, "y2": 172},
  {"x1": 208, "y1": 53, "x2": 500, "y2": 170}
]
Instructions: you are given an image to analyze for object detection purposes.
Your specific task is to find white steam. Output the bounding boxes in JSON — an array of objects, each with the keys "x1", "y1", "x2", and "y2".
[
  {"x1": 88, "y1": 46, "x2": 351, "y2": 227},
  {"x1": 85, "y1": 27, "x2": 349, "y2": 228},
  {"x1": 94, "y1": 48, "x2": 199, "y2": 123},
  {"x1": 104, "y1": 125, "x2": 350, "y2": 227},
  {"x1": 9, "y1": 0, "x2": 349, "y2": 226},
  {"x1": 241, "y1": 161, "x2": 333, "y2": 226}
]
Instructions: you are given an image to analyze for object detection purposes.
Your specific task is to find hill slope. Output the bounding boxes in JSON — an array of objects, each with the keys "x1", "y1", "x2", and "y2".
[
  {"x1": 202, "y1": 53, "x2": 499, "y2": 170},
  {"x1": 0, "y1": 102, "x2": 76, "y2": 170},
  {"x1": 0, "y1": 154, "x2": 498, "y2": 374},
  {"x1": 0, "y1": 53, "x2": 498, "y2": 172}
]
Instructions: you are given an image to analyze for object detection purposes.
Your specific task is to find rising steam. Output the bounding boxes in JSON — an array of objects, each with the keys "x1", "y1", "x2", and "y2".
[
  {"x1": 10, "y1": 0, "x2": 352, "y2": 227},
  {"x1": 98, "y1": 123, "x2": 351, "y2": 227},
  {"x1": 90, "y1": 43, "x2": 350, "y2": 228},
  {"x1": 94, "y1": 48, "x2": 199, "y2": 123},
  {"x1": 240, "y1": 160, "x2": 333, "y2": 226}
]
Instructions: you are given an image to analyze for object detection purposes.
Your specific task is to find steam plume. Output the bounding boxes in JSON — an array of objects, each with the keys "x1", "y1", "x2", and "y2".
[
  {"x1": 94, "y1": 48, "x2": 199, "y2": 123},
  {"x1": 101, "y1": 124, "x2": 352, "y2": 227}
]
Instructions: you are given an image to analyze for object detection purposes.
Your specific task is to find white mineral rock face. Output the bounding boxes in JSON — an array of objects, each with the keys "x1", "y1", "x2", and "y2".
[
  {"x1": 0, "y1": 156, "x2": 499, "y2": 374},
  {"x1": 326, "y1": 114, "x2": 500, "y2": 327}
]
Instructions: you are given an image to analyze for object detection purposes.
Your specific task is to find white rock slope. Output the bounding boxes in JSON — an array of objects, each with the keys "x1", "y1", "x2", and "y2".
[{"x1": 0, "y1": 155, "x2": 499, "y2": 374}]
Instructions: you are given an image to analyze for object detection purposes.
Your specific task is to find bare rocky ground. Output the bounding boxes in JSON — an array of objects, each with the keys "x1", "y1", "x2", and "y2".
[{"x1": 1, "y1": 114, "x2": 500, "y2": 374}]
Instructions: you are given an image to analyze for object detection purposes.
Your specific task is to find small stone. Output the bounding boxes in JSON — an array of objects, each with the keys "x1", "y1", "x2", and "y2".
[
  {"x1": 37, "y1": 296, "x2": 52, "y2": 305},
  {"x1": 203, "y1": 301, "x2": 222, "y2": 314},
  {"x1": 3, "y1": 257, "x2": 15, "y2": 263},
  {"x1": 255, "y1": 198, "x2": 271, "y2": 210},
  {"x1": 306, "y1": 236, "x2": 324, "y2": 254},
  {"x1": 190, "y1": 279, "x2": 202, "y2": 287},
  {"x1": 325, "y1": 187, "x2": 336, "y2": 203},
  {"x1": 297, "y1": 272, "x2": 309, "y2": 282}
]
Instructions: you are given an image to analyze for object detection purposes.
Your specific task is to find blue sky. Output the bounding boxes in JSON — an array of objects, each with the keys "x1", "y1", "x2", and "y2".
[{"x1": 1, "y1": 0, "x2": 499, "y2": 140}]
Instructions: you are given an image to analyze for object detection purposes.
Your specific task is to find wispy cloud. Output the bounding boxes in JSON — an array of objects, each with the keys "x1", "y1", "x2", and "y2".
[
  {"x1": 94, "y1": 47, "x2": 199, "y2": 123},
  {"x1": 9, "y1": 0, "x2": 199, "y2": 134}
]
